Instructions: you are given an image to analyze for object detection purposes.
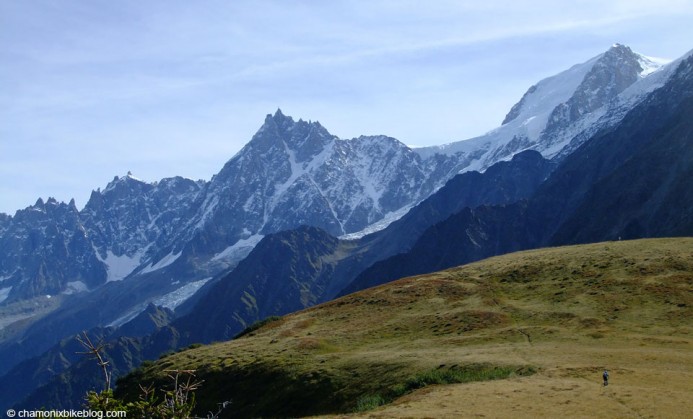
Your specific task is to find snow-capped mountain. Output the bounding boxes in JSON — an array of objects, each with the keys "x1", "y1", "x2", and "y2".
[
  {"x1": 81, "y1": 174, "x2": 204, "y2": 282},
  {"x1": 0, "y1": 175, "x2": 204, "y2": 304},
  {"x1": 416, "y1": 44, "x2": 670, "y2": 171},
  {"x1": 173, "y1": 110, "x2": 435, "y2": 255},
  {"x1": 109, "y1": 110, "x2": 446, "y2": 303}
]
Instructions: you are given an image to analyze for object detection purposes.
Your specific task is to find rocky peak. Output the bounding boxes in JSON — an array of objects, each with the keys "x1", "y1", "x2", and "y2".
[
  {"x1": 245, "y1": 109, "x2": 335, "y2": 164},
  {"x1": 270, "y1": 108, "x2": 293, "y2": 129},
  {"x1": 256, "y1": 108, "x2": 295, "y2": 139},
  {"x1": 83, "y1": 173, "x2": 151, "y2": 214},
  {"x1": 0, "y1": 192, "x2": 104, "y2": 302},
  {"x1": 587, "y1": 43, "x2": 643, "y2": 91},
  {"x1": 543, "y1": 44, "x2": 645, "y2": 137},
  {"x1": 103, "y1": 172, "x2": 149, "y2": 193},
  {"x1": 11, "y1": 197, "x2": 79, "y2": 225},
  {"x1": 156, "y1": 176, "x2": 205, "y2": 196},
  {"x1": 77, "y1": 172, "x2": 202, "y2": 267}
]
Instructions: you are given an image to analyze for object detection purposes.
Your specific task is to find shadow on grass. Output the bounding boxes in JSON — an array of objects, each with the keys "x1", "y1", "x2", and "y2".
[{"x1": 355, "y1": 363, "x2": 537, "y2": 412}]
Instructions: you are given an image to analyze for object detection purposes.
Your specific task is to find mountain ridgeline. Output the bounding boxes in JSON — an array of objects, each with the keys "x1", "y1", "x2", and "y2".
[
  {"x1": 1, "y1": 44, "x2": 692, "y2": 412},
  {"x1": 349, "y1": 50, "x2": 693, "y2": 291},
  {"x1": 0, "y1": 44, "x2": 666, "y2": 306}
]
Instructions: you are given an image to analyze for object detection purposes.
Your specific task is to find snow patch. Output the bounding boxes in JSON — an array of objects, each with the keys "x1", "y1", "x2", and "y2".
[
  {"x1": 107, "y1": 305, "x2": 145, "y2": 328},
  {"x1": 637, "y1": 54, "x2": 671, "y2": 77},
  {"x1": 0, "y1": 286, "x2": 12, "y2": 303},
  {"x1": 353, "y1": 161, "x2": 384, "y2": 212},
  {"x1": 108, "y1": 277, "x2": 214, "y2": 328},
  {"x1": 340, "y1": 204, "x2": 416, "y2": 240},
  {"x1": 125, "y1": 171, "x2": 143, "y2": 182},
  {"x1": 266, "y1": 138, "x2": 336, "y2": 225},
  {"x1": 195, "y1": 194, "x2": 220, "y2": 230},
  {"x1": 212, "y1": 234, "x2": 264, "y2": 261},
  {"x1": 63, "y1": 281, "x2": 89, "y2": 295},
  {"x1": 97, "y1": 250, "x2": 144, "y2": 282},
  {"x1": 141, "y1": 251, "x2": 182, "y2": 274},
  {"x1": 153, "y1": 278, "x2": 212, "y2": 310}
]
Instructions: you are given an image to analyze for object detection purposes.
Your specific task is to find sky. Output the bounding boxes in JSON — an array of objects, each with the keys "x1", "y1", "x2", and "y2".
[{"x1": 2, "y1": 0, "x2": 693, "y2": 215}]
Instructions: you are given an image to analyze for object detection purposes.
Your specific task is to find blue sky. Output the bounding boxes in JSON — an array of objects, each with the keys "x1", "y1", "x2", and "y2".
[{"x1": 2, "y1": 0, "x2": 693, "y2": 215}]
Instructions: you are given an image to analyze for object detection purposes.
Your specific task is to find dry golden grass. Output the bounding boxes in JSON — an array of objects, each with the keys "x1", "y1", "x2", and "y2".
[
  {"x1": 122, "y1": 238, "x2": 693, "y2": 418},
  {"x1": 332, "y1": 338, "x2": 693, "y2": 418}
]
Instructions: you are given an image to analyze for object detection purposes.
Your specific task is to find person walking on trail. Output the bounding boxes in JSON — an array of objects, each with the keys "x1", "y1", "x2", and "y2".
[{"x1": 603, "y1": 370, "x2": 609, "y2": 386}]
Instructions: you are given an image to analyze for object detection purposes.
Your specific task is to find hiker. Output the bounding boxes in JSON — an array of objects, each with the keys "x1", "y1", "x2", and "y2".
[{"x1": 603, "y1": 370, "x2": 609, "y2": 386}]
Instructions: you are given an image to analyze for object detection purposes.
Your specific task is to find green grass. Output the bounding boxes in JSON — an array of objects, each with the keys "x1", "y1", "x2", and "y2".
[
  {"x1": 355, "y1": 394, "x2": 387, "y2": 411},
  {"x1": 354, "y1": 364, "x2": 537, "y2": 412},
  {"x1": 233, "y1": 315, "x2": 283, "y2": 339}
]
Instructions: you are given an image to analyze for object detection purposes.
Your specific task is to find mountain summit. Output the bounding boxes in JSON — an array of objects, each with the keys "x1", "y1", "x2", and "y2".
[
  {"x1": 504, "y1": 43, "x2": 650, "y2": 127},
  {"x1": 182, "y1": 109, "x2": 432, "y2": 248},
  {"x1": 417, "y1": 44, "x2": 669, "y2": 171},
  {"x1": 542, "y1": 43, "x2": 652, "y2": 137}
]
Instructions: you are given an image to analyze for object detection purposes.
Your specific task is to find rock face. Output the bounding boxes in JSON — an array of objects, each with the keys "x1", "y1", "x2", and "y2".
[
  {"x1": 542, "y1": 44, "x2": 646, "y2": 139},
  {"x1": 81, "y1": 174, "x2": 204, "y2": 282},
  {"x1": 176, "y1": 110, "x2": 434, "y2": 255},
  {"x1": 0, "y1": 176, "x2": 203, "y2": 303},
  {"x1": 82, "y1": 175, "x2": 203, "y2": 259},
  {"x1": 0, "y1": 198, "x2": 106, "y2": 301}
]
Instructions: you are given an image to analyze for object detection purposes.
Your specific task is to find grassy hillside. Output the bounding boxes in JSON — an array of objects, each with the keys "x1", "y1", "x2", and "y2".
[{"x1": 116, "y1": 238, "x2": 693, "y2": 418}]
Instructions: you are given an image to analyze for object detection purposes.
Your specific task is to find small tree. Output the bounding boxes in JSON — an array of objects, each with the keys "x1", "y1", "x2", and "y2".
[
  {"x1": 76, "y1": 331, "x2": 112, "y2": 391},
  {"x1": 77, "y1": 331, "x2": 120, "y2": 411},
  {"x1": 154, "y1": 369, "x2": 201, "y2": 418}
]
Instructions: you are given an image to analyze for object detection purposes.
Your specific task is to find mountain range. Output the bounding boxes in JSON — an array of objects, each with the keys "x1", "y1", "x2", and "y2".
[{"x1": 1, "y1": 43, "x2": 692, "y2": 411}]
